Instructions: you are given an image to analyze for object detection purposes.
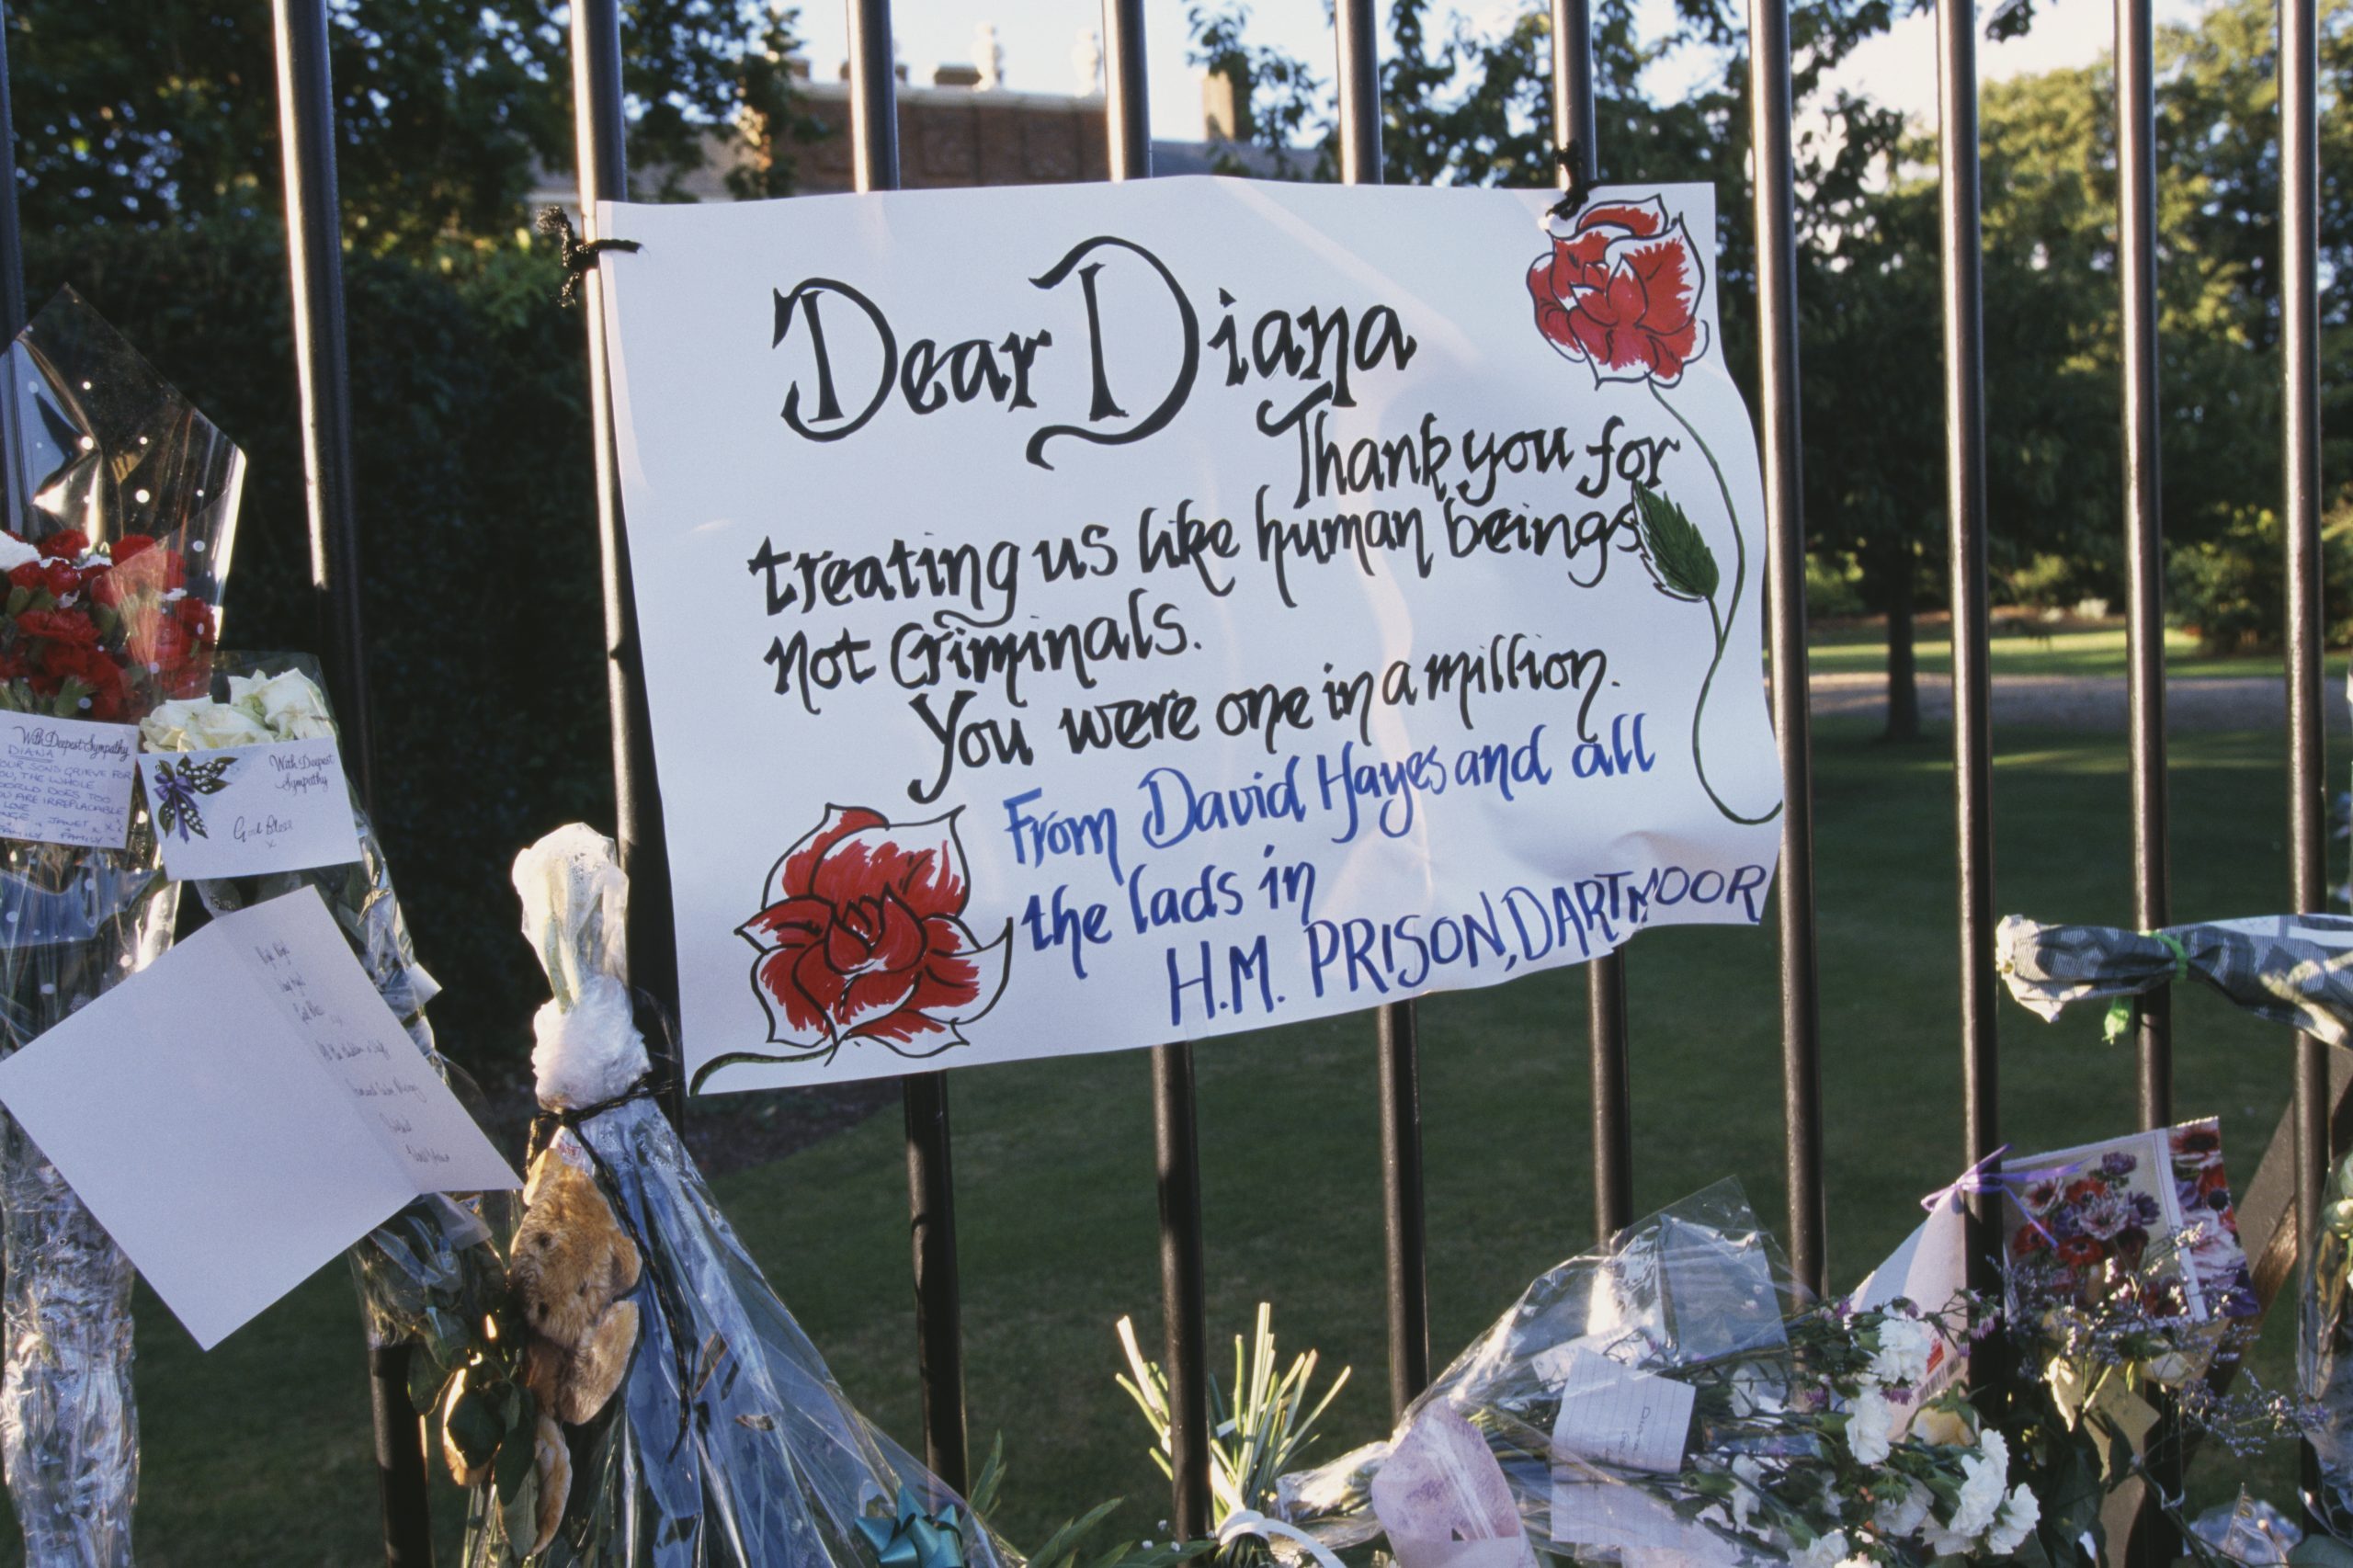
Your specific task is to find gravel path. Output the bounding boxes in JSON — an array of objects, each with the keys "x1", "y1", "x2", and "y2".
[{"x1": 1808, "y1": 670, "x2": 2349, "y2": 733}]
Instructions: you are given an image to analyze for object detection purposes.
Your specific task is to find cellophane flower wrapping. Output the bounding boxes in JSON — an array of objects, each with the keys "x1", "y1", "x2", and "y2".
[
  {"x1": 137, "y1": 653, "x2": 506, "y2": 1354},
  {"x1": 0, "y1": 290, "x2": 240, "y2": 1567},
  {"x1": 479, "y1": 824, "x2": 1015, "y2": 1567},
  {"x1": 1279, "y1": 1183, "x2": 2029, "y2": 1566}
]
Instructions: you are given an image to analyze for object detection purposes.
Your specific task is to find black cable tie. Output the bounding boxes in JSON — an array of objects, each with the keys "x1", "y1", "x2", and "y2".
[
  {"x1": 536, "y1": 205, "x2": 643, "y2": 307},
  {"x1": 1550, "y1": 141, "x2": 1596, "y2": 223}
]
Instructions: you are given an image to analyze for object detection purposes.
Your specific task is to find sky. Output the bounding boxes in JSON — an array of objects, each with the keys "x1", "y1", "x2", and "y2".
[{"x1": 788, "y1": 0, "x2": 2209, "y2": 146}]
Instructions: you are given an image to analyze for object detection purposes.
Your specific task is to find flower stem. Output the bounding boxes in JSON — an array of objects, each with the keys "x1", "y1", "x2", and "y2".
[{"x1": 1652, "y1": 381, "x2": 1780, "y2": 827}]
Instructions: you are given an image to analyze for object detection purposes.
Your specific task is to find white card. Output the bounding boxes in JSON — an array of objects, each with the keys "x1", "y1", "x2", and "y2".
[
  {"x1": 1851, "y1": 1199, "x2": 1968, "y2": 1426},
  {"x1": 0, "y1": 714, "x2": 137, "y2": 848},
  {"x1": 140, "y1": 738, "x2": 363, "y2": 880},
  {"x1": 1548, "y1": 1475, "x2": 1736, "y2": 1562},
  {"x1": 1548, "y1": 1348, "x2": 1694, "y2": 1474},
  {"x1": 0, "y1": 886, "x2": 517, "y2": 1348}
]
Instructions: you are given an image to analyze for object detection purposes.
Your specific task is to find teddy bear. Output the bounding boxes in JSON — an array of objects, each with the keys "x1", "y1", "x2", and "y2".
[{"x1": 503, "y1": 1134, "x2": 644, "y2": 1553}]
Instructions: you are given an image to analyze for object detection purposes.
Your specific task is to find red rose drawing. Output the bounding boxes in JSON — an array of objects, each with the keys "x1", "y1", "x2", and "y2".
[
  {"x1": 736, "y1": 805, "x2": 1010, "y2": 1060},
  {"x1": 1527, "y1": 197, "x2": 1710, "y2": 386}
]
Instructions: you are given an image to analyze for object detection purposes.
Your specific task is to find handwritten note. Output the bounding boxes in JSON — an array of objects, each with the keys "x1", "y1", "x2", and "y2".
[
  {"x1": 139, "y1": 738, "x2": 362, "y2": 881},
  {"x1": 0, "y1": 886, "x2": 517, "y2": 1347},
  {"x1": 1547, "y1": 1349, "x2": 1694, "y2": 1474},
  {"x1": 0, "y1": 714, "x2": 137, "y2": 848}
]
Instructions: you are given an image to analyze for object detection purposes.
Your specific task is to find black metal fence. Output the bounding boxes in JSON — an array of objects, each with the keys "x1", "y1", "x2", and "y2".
[{"x1": 0, "y1": 0, "x2": 2329, "y2": 1558}]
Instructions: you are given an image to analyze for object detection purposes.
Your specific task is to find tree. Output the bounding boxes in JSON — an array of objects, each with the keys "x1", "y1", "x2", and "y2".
[{"x1": 10, "y1": 0, "x2": 813, "y2": 250}]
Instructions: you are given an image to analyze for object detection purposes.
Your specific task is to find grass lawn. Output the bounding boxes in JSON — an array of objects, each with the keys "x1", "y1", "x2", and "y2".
[
  {"x1": 59, "y1": 716, "x2": 2336, "y2": 1562},
  {"x1": 1809, "y1": 618, "x2": 2353, "y2": 684}
]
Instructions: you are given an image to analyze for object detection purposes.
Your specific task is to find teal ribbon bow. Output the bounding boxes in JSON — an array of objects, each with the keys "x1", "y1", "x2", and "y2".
[
  {"x1": 2103, "y1": 929, "x2": 2191, "y2": 1044},
  {"x1": 856, "y1": 1485, "x2": 967, "y2": 1568}
]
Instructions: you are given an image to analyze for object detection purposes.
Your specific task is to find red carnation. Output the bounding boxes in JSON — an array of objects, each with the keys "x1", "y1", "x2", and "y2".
[
  {"x1": 41, "y1": 561, "x2": 80, "y2": 600},
  {"x1": 15, "y1": 608, "x2": 99, "y2": 646},
  {"x1": 109, "y1": 535, "x2": 156, "y2": 565},
  {"x1": 83, "y1": 566, "x2": 119, "y2": 609},
  {"x1": 736, "y1": 805, "x2": 1010, "y2": 1058},
  {"x1": 1527, "y1": 196, "x2": 1711, "y2": 387},
  {"x1": 46, "y1": 642, "x2": 127, "y2": 720},
  {"x1": 6, "y1": 562, "x2": 42, "y2": 594},
  {"x1": 38, "y1": 529, "x2": 87, "y2": 561}
]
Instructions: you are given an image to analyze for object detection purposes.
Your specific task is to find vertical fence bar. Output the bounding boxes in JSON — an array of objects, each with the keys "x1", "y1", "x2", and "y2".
[
  {"x1": 1934, "y1": 0, "x2": 2001, "y2": 1382},
  {"x1": 835, "y1": 0, "x2": 972, "y2": 1491},
  {"x1": 2282, "y1": 0, "x2": 2328, "y2": 1391},
  {"x1": 569, "y1": 0, "x2": 685, "y2": 1120},
  {"x1": 1547, "y1": 0, "x2": 1634, "y2": 1247},
  {"x1": 0, "y1": 5, "x2": 23, "y2": 344},
  {"x1": 1100, "y1": 0, "x2": 1211, "y2": 1530},
  {"x1": 271, "y1": 0, "x2": 377, "y2": 803},
  {"x1": 2116, "y1": 0, "x2": 2170, "y2": 1134},
  {"x1": 1332, "y1": 0, "x2": 1432, "y2": 1415},
  {"x1": 268, "y1": 6, "x2": 425, "y2": 1562},
  {"x1": 1745, "y1": 0, "x2": 1824, "y2": 1299},
  {"x1": 2114, "y1": 1, "x2": 2176, "y2": 1547}
]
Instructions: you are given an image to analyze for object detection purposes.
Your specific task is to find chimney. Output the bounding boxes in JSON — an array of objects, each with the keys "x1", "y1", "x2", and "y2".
[
  {"x1": 933, "y1": 62, "x2": 982, "y2": 86},
  {"x1": 1203, "y1": 66, "x2": 1253, "y2": 142}
]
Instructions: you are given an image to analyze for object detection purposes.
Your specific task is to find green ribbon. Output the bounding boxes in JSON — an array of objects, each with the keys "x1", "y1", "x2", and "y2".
[
  {"x1": 2103, "y1": 929, "x2": 2191, "y2": 1045},
  {"x1": 856, "y1": 1484, "x2": 966, "y2": 1568}
]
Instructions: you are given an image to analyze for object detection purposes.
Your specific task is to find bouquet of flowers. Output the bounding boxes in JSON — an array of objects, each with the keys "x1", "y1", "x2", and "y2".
[
  {"x1": 439, "y1": 823, "x2": 1019, "y2": 1565},
  {"x1": 0, "y1": 290, "x2": 239, "y2": 1568},
  {"x1": 1278, "y1": 1183, "x2": 2035, "y2": 1566},
  {"x1": 137, "y1": 655, "x2": 508, "y2": 1381},
  {"x1": 1998, "y1": 913, "x2": 2353, "y2": 1048}
]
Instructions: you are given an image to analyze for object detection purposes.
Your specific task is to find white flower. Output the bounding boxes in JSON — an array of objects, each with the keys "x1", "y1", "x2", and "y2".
[
  {"x1": 1870, "y1": 1316, "x2": 1937, "y2": 1387},
  {"x1": 1984, "y1": 1483, "x2": 2041, "y2": 1556},
  {"x1": 1729, "y1": 1455, "x2": 1767, "y2": 1534},
  {"x1": 0, "y1": 533, "x2": 40, "y2": 573},
  {"x1": 1845, "y1": 1386, "x2": 1896, "y2": 1467},
  {"x1": 1930, "y1": 1427, "x2": 2011, "y2": 1550},
  {"x1": 1874, "y1": 1478, "x2": 1933, "y2": 1540},
  {"x1": 227, "y1": 669, "x2": 337, "y2": 741},
  {"x1": 1792, "y1": 1529, "x2": 1850, "y2": 1568},
  {"x1": 141, "y1": 698, "x2": 271, "y2": 752}
]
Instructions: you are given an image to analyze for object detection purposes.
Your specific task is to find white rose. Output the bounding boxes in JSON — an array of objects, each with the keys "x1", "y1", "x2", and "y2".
[
  {"x1": 142, "y1": 698, "x2": 271, "y2": 752},
  {"x1": 1870, "y1": 1316, "x2": 1937, "y2": 1387},
  {"x1": 1845, "y1": 1386, "x2": 1896, "y2": 1467},
  {"x1": 0, "y1": 533, "x2": 40, "y2": 574},
  {"x1": 1984, "y1": 1483, "x2": 2041, "y2": 1556},
  {"x1": 228, "y1": 670, "x2": 337, "y2": 742}
]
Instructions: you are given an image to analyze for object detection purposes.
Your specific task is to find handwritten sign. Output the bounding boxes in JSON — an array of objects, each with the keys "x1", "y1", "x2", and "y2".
[
  {"x1": 0, "y1": 714, "x2": 137, "y2": 848},
  {"x1": 138, "y1": 738, "x2": 363, "y2": 881},
  {"x1": 0, "y1": 887, "x2": 517, "y2": 1347},
  {"x1": 597, "y1": 178, "x2": 1783, "y2": 1091}
]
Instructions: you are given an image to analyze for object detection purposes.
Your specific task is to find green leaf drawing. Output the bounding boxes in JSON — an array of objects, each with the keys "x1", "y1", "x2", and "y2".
[{"x1": 1633, "y1": 484, "x2": 1720, "y2": 602}]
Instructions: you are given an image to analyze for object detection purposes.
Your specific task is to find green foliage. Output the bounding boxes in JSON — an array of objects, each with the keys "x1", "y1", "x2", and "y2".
[
  {"x1": 11, "y1": 0, "x2": 813, "y2": 251},
  {"x1": 23, "y1": 220, "x2": 613, "y2": 1078},
  {"x1": 1115, "y1": 1302, "x2": 1350, "y2": 1532},
  {"x1": 1633, "y1": 485, "x2": 1722, "y2": 602},
  {"x1": 2167, "y1": 505, "x2": 2353, "y2": 654}
]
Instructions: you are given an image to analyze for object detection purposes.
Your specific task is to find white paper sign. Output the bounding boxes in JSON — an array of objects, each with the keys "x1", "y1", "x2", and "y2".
[
  {"x1": 597, "y1": 178, "x2": 1784, "y2": 1090},
  {"x1": 139, "y1": 738, "x2": 363, "y2": 880},
  {"x1": 0, "y1": 887, "x2": 517, "y2": 1348},
  {"x1": 1547, "y1": 1348, "x2": 1694, "y2": 1474},
  {"x1": 0, "y1": 714, "x2": 137, "y2": 848}
]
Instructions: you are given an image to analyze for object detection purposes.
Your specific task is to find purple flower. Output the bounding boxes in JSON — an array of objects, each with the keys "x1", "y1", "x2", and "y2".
[{"x1": 2101, "y1": 1152, "x2": 2139, "y2": 1178}]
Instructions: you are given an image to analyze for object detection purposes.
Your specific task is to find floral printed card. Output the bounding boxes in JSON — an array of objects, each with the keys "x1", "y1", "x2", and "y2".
[{"x1": 2003, "y1": 1119, "x2": 2256, "y2": 1325}]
